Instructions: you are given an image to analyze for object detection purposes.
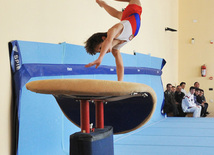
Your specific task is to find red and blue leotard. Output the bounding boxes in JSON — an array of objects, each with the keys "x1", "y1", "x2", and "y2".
[
  {"x1": 113, "y1": 4, "x2": 142, "y2": 50},
  {"x1": 121, "y1": 4, "x2": 142, "y2": 37}
]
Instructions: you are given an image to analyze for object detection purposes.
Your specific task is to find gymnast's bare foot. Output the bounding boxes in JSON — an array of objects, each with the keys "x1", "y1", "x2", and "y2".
[{"x1": 96, "y1": 0, "x2": 105, "y2": 7}]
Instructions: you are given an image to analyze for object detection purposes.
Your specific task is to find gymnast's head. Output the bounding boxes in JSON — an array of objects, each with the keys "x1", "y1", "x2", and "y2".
[{"x1": 84, "y1": 32, "x2": 107, "y2": 55}]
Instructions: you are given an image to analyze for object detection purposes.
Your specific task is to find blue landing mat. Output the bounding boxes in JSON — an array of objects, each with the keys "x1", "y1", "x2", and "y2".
[{"x1": 114, "y1": 117, "x2": 214, "y2": 155}]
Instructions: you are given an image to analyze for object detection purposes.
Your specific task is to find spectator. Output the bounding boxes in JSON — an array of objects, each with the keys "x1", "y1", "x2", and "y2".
[
  {"x1": 194, "y1": 88, "x2": 205, "y2": 117},
  {"x1": 200, "y1": 89, "x2": 208, "y2": 105},
  {"x1": 193, "y1": 82, "x2": 209, "y2": 116},
  {"x1": 182, "y1": 86, "x2": 201, "y2": 117},
  {"x1": 198, "y1": 89, "x2": 209, "y2": 116},
  {"x1": 194, "y1": 82, "x2": 200, "y2": 88},
  {"x1": 195, "y1": 88, "x2": 208, "y2": 117},
  {"x1": 171, "y1": 86, "x2": 176, "y2": 94},
  {"x1": 194, "y1": 88, "x2": 201, "y2": 105},
  {"x1": 174, "y1": 85, "x2": 186, "y2": 117},
  {"x1": 163, "y1": 83, "x2": 179, "y2": 116},
  {"x1": 180, "y1": 82, "x2": 187, "y2": 95}
]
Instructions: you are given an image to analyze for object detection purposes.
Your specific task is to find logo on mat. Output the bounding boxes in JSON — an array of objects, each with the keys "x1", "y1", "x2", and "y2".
[
  {"x1": 67, "y1": 67, "x2": 73, "y2": 71},
  {"x1": 13, "y1": 45, "x2": 19, "y2": 53},
  {"x1": 13, "y1": 45, "x2": 20, "y2": 71}
]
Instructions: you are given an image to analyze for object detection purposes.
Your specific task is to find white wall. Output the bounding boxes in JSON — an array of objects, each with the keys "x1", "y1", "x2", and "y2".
[{"x1": 0, "y1": 0, "x2": 178, "y2": 154}]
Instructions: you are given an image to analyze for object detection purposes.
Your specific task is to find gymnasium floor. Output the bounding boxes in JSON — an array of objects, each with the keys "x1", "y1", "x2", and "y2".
[{"x1": 114, "y1": 117, "x2": 214, "y2": 155}]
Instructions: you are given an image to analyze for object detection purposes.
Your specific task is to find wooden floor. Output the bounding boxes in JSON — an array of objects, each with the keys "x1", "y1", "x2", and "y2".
[{"x1": 207, "y1": 112, "x2": 214, "y2": 117}]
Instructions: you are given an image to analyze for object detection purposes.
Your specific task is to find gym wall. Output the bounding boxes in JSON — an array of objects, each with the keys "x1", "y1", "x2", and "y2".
[{"x1": 179, "y1": 0, "x2": 214, "y2": 115}]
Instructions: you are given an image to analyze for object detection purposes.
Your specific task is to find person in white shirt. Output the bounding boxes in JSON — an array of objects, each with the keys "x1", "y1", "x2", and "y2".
[
  {"x1": 180, "y1": 82, "x2": 187, "y2": 95},
  {"x1": 182, "y1": 86, "x2": 201, "y2": 117}
]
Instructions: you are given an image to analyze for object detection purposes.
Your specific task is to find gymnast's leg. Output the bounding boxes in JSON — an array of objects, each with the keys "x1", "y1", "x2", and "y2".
[
  {"x1": 115, "y1": 0, "x2": 141, "y2": 6},
  {"x1": 96, "y1": 0, "x2": 122, "y2": 20}
]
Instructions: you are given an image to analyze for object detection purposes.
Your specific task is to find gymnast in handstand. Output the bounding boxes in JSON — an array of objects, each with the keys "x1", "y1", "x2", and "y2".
[{"x1": 85, "y1": 0, "x2": 142, "y2": 81}]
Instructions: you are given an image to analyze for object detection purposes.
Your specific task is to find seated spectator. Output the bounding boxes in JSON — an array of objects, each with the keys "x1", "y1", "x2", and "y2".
[
  {"x1": 163, "y1": 83, "x2": 179, "y2": 116},
  {"x1": 171, "y1": 86, "x2": 176, "y2": 94},
  {"x1": 194, "y1": 88, "x2": 201, "y2": 104},
  {"x1": 194, "y1": 82, "x2": 200, "y2": 88},
  {"x1": 193, "y1": 82, "x2": 209, "y2": 116},
  {"x1": 180, "y1": 82, "x2": 187, "y2": 95},
  {"x1": 182, "y1": 86, "x2": 201, "y2": 117},
  {"x1": 194, "y1": 88, "x2": 206, "y2": 117},
  {"x1": 174, "y1": 85, "x2": 186, "y2": 117},
  {"x1": 198, "y1": 89, "x2": 209, "y2": 116}
]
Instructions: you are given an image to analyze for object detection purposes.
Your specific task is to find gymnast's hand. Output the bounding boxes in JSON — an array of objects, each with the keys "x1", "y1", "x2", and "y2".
[{"x1": 85, "y1": 58, "x2": 102, "y2": 69}]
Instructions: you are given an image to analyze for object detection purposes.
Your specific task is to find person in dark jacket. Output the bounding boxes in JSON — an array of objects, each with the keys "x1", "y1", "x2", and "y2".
[
  {"x1": 163, "y1": 83, "x2": 179, "y2": 116},
  {"x1": 195, "y1": 89, "x2": 209, "y2": 117},
  {"x1": 174, "y1": 85, "x2": 185, "y2": 117}
]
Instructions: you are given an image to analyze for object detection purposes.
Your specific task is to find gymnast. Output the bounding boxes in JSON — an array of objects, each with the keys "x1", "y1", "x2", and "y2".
[{"x1": 85, "y1": 0, "x2": 142, "y2": 81}]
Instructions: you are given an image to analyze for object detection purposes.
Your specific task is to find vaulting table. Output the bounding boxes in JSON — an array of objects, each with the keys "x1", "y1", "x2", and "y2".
[{"x1": 26, "y1": 79, "x2": 157, "y2": 155}]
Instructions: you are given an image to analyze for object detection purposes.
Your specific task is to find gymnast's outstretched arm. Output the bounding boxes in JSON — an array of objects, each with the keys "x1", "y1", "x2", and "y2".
[
  {"x1": 96, "y1": 0, "x2": 122, "y2": 20},
  {"x1": 85, "y1": 23, "x2": 123, "y2": 70}
]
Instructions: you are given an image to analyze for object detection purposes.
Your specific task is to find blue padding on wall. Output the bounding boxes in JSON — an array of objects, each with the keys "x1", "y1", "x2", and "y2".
[
  {"x1": 24, "y1": 63, "x2": 162, "y2": 77},
  {"x1": 9, "y1": 40, "x2": 166, "y2": 155}
]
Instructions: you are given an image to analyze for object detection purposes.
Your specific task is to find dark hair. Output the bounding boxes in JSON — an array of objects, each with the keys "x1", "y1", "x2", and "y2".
[
  {"x1": 194, "y1": 82, "x2": 199, "y2": 85},
  {"x1": 195, "y1": 88, "x2": 200, "y2": 92},
  {"x1": 180, "y1": 82, "x2": 186, "y2": 86},
  {"x1": 189, "y1": 86, "x2": 195, "y2": 91},
  {"x1": 166, "y1": 83, "x2": 172, "y2": 88},
  {"x1": 84, "y1": 32, "x2": 107, "y2": 55}
]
